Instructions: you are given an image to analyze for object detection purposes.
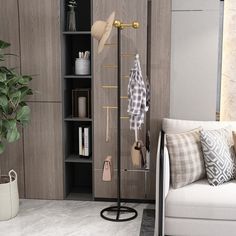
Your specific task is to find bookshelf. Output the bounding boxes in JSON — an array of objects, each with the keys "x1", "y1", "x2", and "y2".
[{"x1": 61, "y1": 0, "x2": 93, "y2": 200}]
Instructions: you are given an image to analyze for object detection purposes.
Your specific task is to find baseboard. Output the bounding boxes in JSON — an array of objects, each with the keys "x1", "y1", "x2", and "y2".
[{"x1": 94, "y1": 197, "x2": 155, "y2": 204}]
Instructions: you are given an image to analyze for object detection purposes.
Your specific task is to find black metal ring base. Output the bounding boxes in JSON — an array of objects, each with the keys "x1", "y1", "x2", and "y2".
[{"x1": 100, "y1": 206, "x2": 138, "y2": 222}]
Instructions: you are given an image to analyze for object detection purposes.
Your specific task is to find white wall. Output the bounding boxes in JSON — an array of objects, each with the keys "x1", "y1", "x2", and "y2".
[
  {"x1": 170, "y1": 0, "x2": 220, "y2": 121},
  {"x1": 220, "y1": 0, "x2": 236, "y2": 121}
]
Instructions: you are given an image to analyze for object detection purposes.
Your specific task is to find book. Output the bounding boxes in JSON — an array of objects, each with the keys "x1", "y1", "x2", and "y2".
[
  {"x1": 78, "y1": 126, "x2": 91, "y2": 157},
  {"x1": 84, "y1": 127, "x2": 90, "y2": 156},
  {"x1": 79, "y1": 127, "x2": 83, "y2": 156}
]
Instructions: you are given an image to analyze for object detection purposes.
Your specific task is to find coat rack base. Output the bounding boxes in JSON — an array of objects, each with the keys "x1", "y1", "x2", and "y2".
[{"x1": 100, "y1": 205, "x2": 138, "y2": 222}]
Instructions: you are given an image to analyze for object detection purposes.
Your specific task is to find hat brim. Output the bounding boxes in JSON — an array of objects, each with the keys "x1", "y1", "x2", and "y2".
[{"x1": 98, "y1": 11, "x2": 115, "y2": 54}]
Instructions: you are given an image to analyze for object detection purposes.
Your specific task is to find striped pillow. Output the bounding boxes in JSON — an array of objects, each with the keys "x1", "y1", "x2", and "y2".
[{"x1": 166, "y1": 129, "x2": 205, "y2": 189}]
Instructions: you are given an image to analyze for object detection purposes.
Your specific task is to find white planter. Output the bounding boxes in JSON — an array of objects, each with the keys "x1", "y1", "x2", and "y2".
[{"x1": 0, "y1": 170, "x2": 19, "y2": 221}]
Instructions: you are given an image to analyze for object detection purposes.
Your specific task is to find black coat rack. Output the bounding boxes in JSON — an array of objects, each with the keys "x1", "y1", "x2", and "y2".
[{"x1": 100, "y1": 20, "x2": 139, "y2": 222}]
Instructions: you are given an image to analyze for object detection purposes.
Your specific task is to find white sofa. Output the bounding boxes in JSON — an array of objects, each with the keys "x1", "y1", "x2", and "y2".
[{"x1": 155, "y1": 118, "x2": 236, "y2": 236}]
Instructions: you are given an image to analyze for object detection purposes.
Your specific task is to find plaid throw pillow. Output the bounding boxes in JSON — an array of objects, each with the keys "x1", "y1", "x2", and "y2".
[
  {"x1": 200, "y1": 129, "x2": 236, "y2": 186},
  {"x1": 166, "y1": 129, "x2": 205, "y2": 189}
]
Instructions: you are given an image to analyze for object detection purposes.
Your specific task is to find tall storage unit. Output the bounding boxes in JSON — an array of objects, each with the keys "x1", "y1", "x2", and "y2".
[
  {"x1": 19, "y1": 0, "x2": 64, "y2": 199},
  {"x1": 0, "y1": 0, "x2": 25, "y2": 198},
  {"x1": 61, "y1": 0, "x2": 94, "y2": 200},
  {"x1": 0, "y1": 0, "x2": 64, "y2": 200}
]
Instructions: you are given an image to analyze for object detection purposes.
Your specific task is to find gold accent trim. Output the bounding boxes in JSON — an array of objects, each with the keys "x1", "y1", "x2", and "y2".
[
  {"x1": 102, "y1": 85, "x2": 118, "y2": 89},
  {"x1": 104, "y1": 43, "x2": 117, "y2": 47},
  {"x1": 120, "y1": 96, "x2": 128, "y2": 99},
  {"x1": 102, "y1": 106, "x2": 117, "y2": 109},
  {"x1": 103, "y1": 64, "x2": 118, "y2": 68},
  {"x1": 123, "y1": 75, "x2": 129, "y2": 79},
  {"x1": 113, "y1": 20, "x2": 140, "y2": 29},
  {"x1": 120, "y1": 116, "x2": 129, "y2": 120}
]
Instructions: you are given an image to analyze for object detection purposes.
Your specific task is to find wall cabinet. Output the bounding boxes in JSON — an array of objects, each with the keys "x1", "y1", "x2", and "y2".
[
  {"x1": 0, "y1": 0, "x2": 170, "y2": 201},
  {"x1": 0, "y1": 0, "x2": 25, "y2": 197},
  {"x1": 19, "y1": 0, "x2": 61, "y2": 102},
  {"x1": 0, "y1": 0, "x2": 63, "y2": 199},
  {"x1": 18, "y1": 0, "x2": 63, "y2": 199},
  {"x1": 23, "y1": 102, "x2": 63, "y2": 199}
]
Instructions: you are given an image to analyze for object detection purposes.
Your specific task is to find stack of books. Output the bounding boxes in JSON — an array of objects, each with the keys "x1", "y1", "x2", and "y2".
[{"x1": 79, "y1": 126, "x2": 91, "y2": 157}]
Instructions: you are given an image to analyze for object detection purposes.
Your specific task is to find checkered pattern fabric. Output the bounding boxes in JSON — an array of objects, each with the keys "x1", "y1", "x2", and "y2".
[
  {"x1": 166, "y1": 129, "x2": 205, "y2": 189},
  {"x1": 127, "y1": 55, "x2": 148, "y2": 130}
]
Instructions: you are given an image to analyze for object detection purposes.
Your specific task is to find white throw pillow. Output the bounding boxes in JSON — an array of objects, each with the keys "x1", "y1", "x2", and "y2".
[{"x1": 200, "y1": 128, "x2": 236, "y2": 186}]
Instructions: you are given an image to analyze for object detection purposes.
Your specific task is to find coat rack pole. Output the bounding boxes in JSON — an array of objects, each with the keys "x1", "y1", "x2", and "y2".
[
  {"x1": 117, "y1": 26, "x2": 121, "y2": 216},
  {"x1": 100, "y1": 21, "x2": 138, "y2": 222}
]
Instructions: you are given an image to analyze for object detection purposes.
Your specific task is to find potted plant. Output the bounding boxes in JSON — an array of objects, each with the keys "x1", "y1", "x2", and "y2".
[{"x1": 0, "y1": 40, "x2": 33, "y2": 221}]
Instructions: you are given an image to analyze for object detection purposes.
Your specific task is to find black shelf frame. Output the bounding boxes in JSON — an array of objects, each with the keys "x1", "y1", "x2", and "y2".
[
  {"x1": 61, "y1": 0, "x2": 93, "y2": 201},
  {"x1": 64, "y1": 75, "x2": 92, "y2": 79},
  {"x1": 65, "y1": 154, "x2": 92, "y2": 163},
  {"x1": 64, "y1": 116, "x2": 93, "y2": 122},
  {"x1": 63, "y1": 31, "x2": 91, "y2": 35}
]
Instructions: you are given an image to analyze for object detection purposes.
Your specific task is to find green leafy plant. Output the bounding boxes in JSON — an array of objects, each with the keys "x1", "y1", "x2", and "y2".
[{"x1": 0, "y1": 40, "x2": 33, "y2": 155}]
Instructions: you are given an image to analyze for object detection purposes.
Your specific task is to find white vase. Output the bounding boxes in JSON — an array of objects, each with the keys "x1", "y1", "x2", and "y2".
[
  {"x1": 75, "y1": 58, "x2": 90, "y2": 75},
  {"x1": 78, "y1": 97, "x2": 87, "y2": 118},
  {"x1": 0, "y1": 170, "x2": 19, "y2": 221}
]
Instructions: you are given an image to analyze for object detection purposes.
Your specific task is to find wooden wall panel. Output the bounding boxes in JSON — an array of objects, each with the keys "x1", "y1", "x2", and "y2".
[
  {"x1": 94, "y1": 170, "x2": 117, "y2": 198},
  {"x1": 0, "y1": 0, "x2": 25, "y2": 197},
  {"x1": 19, "y1": 0, "x2": 61, "y2": 102},
  {"x1": 0, "y1": 0, "x2": 20, "y2": 69},
  {"x1": 93, "y1": 0, "x2": 147, "y2": 199},
  {"x1": 23, "y1": 102, "x2": 63, "y2": 199},
  {"x1": 150, "y1": 0, "x2": 171, "y2": 234}
]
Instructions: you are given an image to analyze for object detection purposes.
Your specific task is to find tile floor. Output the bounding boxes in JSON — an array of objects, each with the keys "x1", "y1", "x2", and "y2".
[{"x1": 0, "y1": 199, "x2": 154, "y2": 236}]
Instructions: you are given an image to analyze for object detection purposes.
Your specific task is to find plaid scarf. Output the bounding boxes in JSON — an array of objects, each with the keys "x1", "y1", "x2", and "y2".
[{"x1": 127, "y1": 55, "x2": 149, "y2": 130}]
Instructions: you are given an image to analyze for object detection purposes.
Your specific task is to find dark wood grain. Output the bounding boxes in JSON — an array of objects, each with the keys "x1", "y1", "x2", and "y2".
[
  {"x1": 19, "y1": 0, "x2": 61, "y2": 102},
  {"x1": 93, "y1": 0, "x2": 148, "y2": 199},
  {"x1": 0, "y1": 0, "x2": 25, "y2": 197},
  {"x1": 150, "y1": 0, "x2": 171, "y2": 232},
  {"x1": 24, "y1": 102, "x2": 63, "y2": 199}
]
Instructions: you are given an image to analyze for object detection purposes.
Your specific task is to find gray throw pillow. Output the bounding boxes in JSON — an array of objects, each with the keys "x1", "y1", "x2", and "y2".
[
  {"x1": 166, "y1": 129, "x2": 205, "y2": 189},
  {"x1": 200, "y1": 129, "x2": 236, "y2": 186}
]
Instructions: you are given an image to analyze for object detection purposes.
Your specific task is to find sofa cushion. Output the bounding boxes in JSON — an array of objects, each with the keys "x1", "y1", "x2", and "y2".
[
  {"x1": 166, "y1": 129, "x2": 205, "y2": 189},
  {"x1": 200, "y1": 129, "x2": 236, "y2": 186},
  {"x1": 165, "y1": 179, "x2": 236, "y2": 220}
]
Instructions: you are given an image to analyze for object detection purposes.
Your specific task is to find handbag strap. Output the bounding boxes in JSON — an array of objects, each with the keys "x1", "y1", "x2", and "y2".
[{"x1": 105, "y1": 107, "x2": 110, "y2": 142}]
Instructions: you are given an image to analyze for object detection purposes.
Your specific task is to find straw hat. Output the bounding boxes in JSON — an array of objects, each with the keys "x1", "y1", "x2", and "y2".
[{"x1": 91, "y1": 12, "x2": 115, "y2": 54}]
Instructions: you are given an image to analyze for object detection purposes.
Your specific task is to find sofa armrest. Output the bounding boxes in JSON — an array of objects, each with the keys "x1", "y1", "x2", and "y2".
[
  {"x1": 155, "y1": 130, "x2": 166, "y2": 236},
  {"x1": 163, "y1": 145, "x2": 170, "y2": 199}
]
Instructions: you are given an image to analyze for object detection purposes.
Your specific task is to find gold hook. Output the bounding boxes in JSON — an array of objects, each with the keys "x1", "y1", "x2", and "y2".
[{"x1": 113, "y1": 20, "x2": 140, "y2": 29}]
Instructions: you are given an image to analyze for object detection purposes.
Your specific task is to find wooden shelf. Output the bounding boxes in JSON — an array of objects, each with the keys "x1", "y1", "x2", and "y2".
[
  {"x1": 64, "y1": 116, "x2": 92, "y2": 122},
  {"x1": 65, "y1": 155, "x2": 92, "y2": 163},
  {"x1": 64, "y1": 75, "x2": 92, "y2": 79},
  {"x1": 63, "y1": 31, "x2": 91, "y2": 35}
]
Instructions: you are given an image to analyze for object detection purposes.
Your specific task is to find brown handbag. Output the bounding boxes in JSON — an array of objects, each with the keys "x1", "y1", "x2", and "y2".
[{"x1": 102, "y1": 156, "x2": 112, "y2": 181}]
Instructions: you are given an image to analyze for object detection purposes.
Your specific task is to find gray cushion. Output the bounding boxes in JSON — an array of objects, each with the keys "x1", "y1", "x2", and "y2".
[
  {"x1": 200, "y1": 129, "x2": 236, "y2": 186},
  {"x1": 166, "y1": 129, "x2": 205, "y2": 189}
]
